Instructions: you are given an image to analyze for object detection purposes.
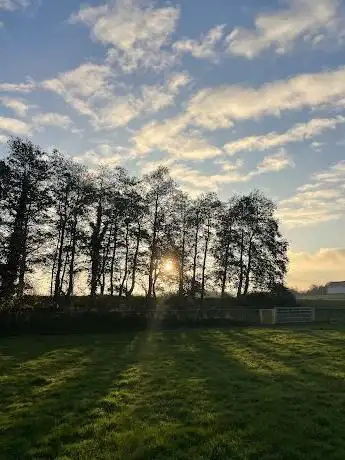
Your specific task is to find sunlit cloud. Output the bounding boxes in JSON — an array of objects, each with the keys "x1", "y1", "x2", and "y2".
[
  {"x1": 69, "y1": 0, "x2": 180, "y2": 73},
  {"x1": 32, "y1": 112, "x2": 73, "y2": 130},
  {"x1": 227, "y1": 0, "x2": 343, "y2": 58},
  {"x1": 173, "y1": 25, "x2": 226, "y2": 61},
  {"x1": 224, "y1": 116, "x2": 345, "y2": 155},
  {"x1": 279, "y1": 160, "x2": 345, "y2": 227},
  {"x1": 1, "y1": 97, "x2": 30, "y2": 116},
  {"x1": 0, "y1": 116, "x2": 31, "y2": 135}
]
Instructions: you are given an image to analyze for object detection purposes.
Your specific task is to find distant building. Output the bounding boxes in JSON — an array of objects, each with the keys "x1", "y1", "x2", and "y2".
[{"x1": 327, "y1": 281, "x2": 345, "y2": 294}]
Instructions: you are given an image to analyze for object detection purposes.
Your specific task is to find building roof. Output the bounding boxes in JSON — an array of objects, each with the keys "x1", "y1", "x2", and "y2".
[{"x1": 327, "y1": 281, "x2": 345, "y2": 288}]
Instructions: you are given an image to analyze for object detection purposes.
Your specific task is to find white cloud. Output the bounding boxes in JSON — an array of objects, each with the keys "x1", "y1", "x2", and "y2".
[
  {"x1": 173, "y1": 25, "x2": 225, "y2": 60},
  {"x1": 0, "y1": 0, "x2": 30, "y2": 10},
  {"x1": 43, "y1": 62, "x2": 189, "y2": 129},
  {"x1": 32, "y1": 112, "x2": 73, "y2": 130},
  {"x1": 224, "y1": 116, "x2": 345, "y2": 155},
  {"x1": 167, "y1": 163, "x2": 249, "y2": 196},
  {"x1": 0, "y1": 116, "x2": 31, "y2": 135},
  {"x1": 0, "y1": 134, "x2": 8, "y2": 143},
  {"x1": 288, "y1": 248, "x2": 345, "y2": 290},
  {"x1": 185, "y1": 66, "x2": 345, "y2": 130},
  {"x1": 1, "y1": 97, "x2": 29, "y2": 116},
  {"x1": 138, "y1": 66, "x2": 345, "y2": 139},
  {"x1": 227, "y1": 0, "x2": 343, "y2": 58},
  {"x1": 73, "y1": 143, "x2": 126, "y2": 168},
  {"x1": 254, "y1": 150, "x2": 295, "y2": 174},
  {"x1": 95, "y1": 72, "x2": 191, "y2": 129},
  {"x1": 42, "y1": 63, "x2": 112, "y2": 120},
  {"x1": 133, "y1": 114, "x2": 222, "y2": 160},
  {"x1": 70, "y1": 0, "x2": 180, "y2": 73},
  {"x1": 279, "y1": 160, "x2": 345, "y2": 227},
  {"x1": 138, "y1": 150, "x2": 293, "y2": 197},
  {"x1": 0, "y1": 80, "x2": 35, "y2": 93}
]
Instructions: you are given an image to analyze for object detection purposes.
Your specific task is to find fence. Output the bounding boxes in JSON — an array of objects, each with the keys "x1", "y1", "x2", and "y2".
[{"x1": 259, "y1": 307, "x2": 315, "y2": 325}]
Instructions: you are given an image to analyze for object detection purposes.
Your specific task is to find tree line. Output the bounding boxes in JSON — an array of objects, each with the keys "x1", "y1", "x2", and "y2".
[{"x1": 0, "y1": 138, "x2": 288, "y2": 304}]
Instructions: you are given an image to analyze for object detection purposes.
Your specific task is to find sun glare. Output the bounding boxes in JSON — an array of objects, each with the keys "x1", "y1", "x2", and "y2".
[{"x1": 163, "y1": 260, "x2": 174, "y2": 273}]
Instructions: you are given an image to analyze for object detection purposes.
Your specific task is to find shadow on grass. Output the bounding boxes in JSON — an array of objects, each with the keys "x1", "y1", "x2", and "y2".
[
  {"x1": 2, "y1": 328, "x2": 345, "y2": 459},
  {"x1": 0, "y1": 333, "x2": 143, "y2": 459}
]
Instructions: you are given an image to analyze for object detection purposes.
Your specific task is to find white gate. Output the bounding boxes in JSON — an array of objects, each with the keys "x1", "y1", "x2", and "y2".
[{"x1": 274, "y1": 307, "x2": 315, "y2": 324}]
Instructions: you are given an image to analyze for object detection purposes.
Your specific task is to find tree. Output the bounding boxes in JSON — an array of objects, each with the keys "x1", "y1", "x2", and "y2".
[
  {"x1": 199, "y1": 193, "x2": 220, "y2": 303},
  {"x1": 0, "y1": 137, "x2": 289, "y2": 302},
  {"x1": 49, "y1": 152, "x2": 92, "y2": 300},
  {"x1": 233, "y1": 192, "x2": 288, "y2": 297},
  {"x1": 213, "y1": 197, "x2": 238, "y2": 297},
  {"x1": 144, "y1": 167, "x2": 175, "y2": 298},
  {"x1": 0, "y1": 138, "x2": 51, "y2": 300}
]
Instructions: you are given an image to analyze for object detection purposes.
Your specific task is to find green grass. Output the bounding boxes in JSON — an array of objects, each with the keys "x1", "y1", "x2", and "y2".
[
  {"x1": 299, "y1": 295, "x2": 345, "y2": 308},
  {"x1": 1, "y1": 327, "x2": 345, "y2": 459}
]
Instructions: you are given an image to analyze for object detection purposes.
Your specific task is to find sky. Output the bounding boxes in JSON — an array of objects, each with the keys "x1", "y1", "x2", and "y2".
[{"x1": 1, "y1": 0, "x2": 345, "y2": 290}]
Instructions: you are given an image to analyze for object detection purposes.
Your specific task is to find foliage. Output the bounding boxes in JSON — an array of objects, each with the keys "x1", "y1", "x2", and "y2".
[
  {"x1": 2, "y1": 327, "x2": 345, "y2": 459},
  {"x1": 0, "y1": 137, "x2": 289, "y2": 304}
]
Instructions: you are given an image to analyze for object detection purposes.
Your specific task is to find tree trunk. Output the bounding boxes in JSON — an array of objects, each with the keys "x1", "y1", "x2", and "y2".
[
  {"x1": 243, "y1": 237, "x2": 254, "y2": 295},
  {"x1": 100, "y1": 223, "x2": 113, "y2": 295},
  {"x1": 66, "y1": 217, "x2": 77, "y2": 297},
  {"x1": 221, "y1": 232, "x2": 231, "y2": 298},
  {"x1": 200, "y1": 219, "x2": 211, "y2": 304},
  {"x1": 178, "y1": 218, "x2": 186, "y2": 296},
  {"x1": 191, "y1": 216, "x2": 200, "y2": 299},
  {"x1": 90, "y1": 199, "x2": 105, "y2": 298},
  {"x1": 53, "y1": 217, "x2": 67, "y2": 300},
  {"x1": 237, "y1": 231, "x2": 245, "y2": 298},
  {"x1": 148, "y1": 193, "x2": 159, "y2": 298},
  {"x1": 119, "y1": 222, "x2": 130, "y2": 297},
  {"x1": 1, "y1": 174, "x2": 29, "y2": 298},
  {"x1": 109, "y1": 224, "x2": 118, "y2": 296},
  {"x1": 17, "y1": 212, "x2": 30, "y2": 298},
  {"x1": 127, "y1": 222, "x2": 141, "y2": 296}
]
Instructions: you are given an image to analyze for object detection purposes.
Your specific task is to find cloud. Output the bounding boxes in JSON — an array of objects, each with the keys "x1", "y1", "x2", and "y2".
[
  {"x1": 0, "y1": 80, "x2": 35, "y2": 93},
  {"x1": 133, "y1": 114, "x2": 222, "y2": 160},
  {"x1": 141, "y1": 66, "x2": 345, "y2": 138},
  {"x1": 32, "y1": 112, "x2": 73, "y2": 130},
  {"x1": 227, "y1": 0, "x2": 343, "y2": 58},
  {"x1": 1, "y1": 97, "x2": 29, "y2": 116},
  {"x1": 0, "y1": 0, "x2": 30, "y2": 10},
  {"x1": 279, "y1": 160, "x2": 345, "y2": 227},
  {"x1": 70, "y1": 0, "x2": 180, "y2": 73},
  {"x1": 0, "y1": 116, "x2": 31, "y2": 135},
  {"x1": 42, "y1": 63, "x2": 112, "y2": 120},
  {"x1": 138, "y1": 150, "x2": 293, "y2": 197},
  {"x1": 43, "y1": 62, "x2": 190, "y2": 129},
  {"x1": 167, "y1": 163, "x2": 249, "y2": 196},
  {"x1": 173, "y1": 25, "x2": 225, "y2": 60},
  {"x1": 0, "y1": 134, "x2": 8, "y2": 143},
  {"x1": 288, "y1": 248, "x2": 345, "y2": 290},
  {"x1": 254, "y1": 150, "x2": 295, "y2": 174},
  {"x1": 224, "y1": 116, "x2": 345, "y2": 155},
  {"x1": 73, "y1": 143, "x2": 126, "y2": 168},
  {"x1": 185, "y1": 66, "x2": 345, "y2": 130},
  {"x1": 95, "y1": 72, "x2": 191, "y2": 129}
]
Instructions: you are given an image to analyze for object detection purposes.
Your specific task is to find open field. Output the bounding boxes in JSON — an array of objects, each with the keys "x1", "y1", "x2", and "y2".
[
  {"x1": 299, "y1": 294, "x2": 345, "y2": 309},
  {"x1": 2, "y1": 327, "x2": 345, "y2": 459}
]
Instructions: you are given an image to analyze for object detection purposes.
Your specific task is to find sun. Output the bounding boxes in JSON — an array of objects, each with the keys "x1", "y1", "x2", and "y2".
[{"x1": 163, "y1": 259, "x2": 174, "y2": 273}]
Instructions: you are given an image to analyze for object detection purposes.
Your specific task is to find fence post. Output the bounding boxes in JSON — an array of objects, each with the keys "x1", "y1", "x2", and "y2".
[
  {"x1": 272, "y1": 308, "x2": 277, "y2": 325},
  {"x1": 311, "y1": 307, "x2": 316, "y2": 322}
]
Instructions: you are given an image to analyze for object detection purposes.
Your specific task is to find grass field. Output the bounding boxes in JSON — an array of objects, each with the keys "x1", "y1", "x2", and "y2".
[
  {"x1": 2, "y1": 327, "x2": 345, "y2": 459},
  {"x1": 299, "y1": 294, "x2": 345, "y2": 309}
]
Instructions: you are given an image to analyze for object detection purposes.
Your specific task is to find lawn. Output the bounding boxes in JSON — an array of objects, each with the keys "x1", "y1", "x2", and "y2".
[{"x1": 1, "y1": 327, "x2": 345, "y2": 459}]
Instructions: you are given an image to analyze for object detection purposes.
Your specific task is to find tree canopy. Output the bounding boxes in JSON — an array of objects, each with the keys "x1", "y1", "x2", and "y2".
[{"x1": 0, "y1": 137, "x2": 288, "y2": 302}]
